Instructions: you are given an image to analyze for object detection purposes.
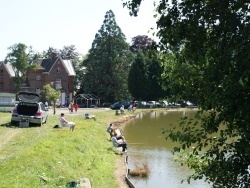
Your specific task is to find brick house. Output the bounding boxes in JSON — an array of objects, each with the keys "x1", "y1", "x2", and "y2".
[
  {"x1": 0, "y1": 53, "x2": 76, "y2": 106},
  {"x1": 0, "y1": 61, "x2": 17, "y2": 93}
]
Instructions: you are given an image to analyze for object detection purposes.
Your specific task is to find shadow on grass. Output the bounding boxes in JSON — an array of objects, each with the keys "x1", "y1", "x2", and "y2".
[
  {"x1": 0, "y1": 122, "x2": 13, "y2": 128},
  {"x1": 0, "y1": 122, "x2": 41, "y2": 128},
  {"x1": 107, "y1": 147, "x2": 123, "y2": 155}
]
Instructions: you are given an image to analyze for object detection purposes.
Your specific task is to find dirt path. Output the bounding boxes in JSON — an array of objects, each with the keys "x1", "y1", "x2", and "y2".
[
  {"x1": 115, "y1": 155, "x2": 129, "y2": 188},
  {"x1": 110, "y1": 114, "x2": 140, "y2": 188}
]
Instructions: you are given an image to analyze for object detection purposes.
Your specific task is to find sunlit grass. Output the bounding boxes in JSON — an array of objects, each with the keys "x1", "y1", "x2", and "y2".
[{"x1": 0, "y1": 109, "x2": 136, "y2": 188}]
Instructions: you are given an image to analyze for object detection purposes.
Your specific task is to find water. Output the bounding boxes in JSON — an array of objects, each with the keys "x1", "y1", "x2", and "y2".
[{"x1": 123, "y1": 110, "x2": 211, "y2": 188}]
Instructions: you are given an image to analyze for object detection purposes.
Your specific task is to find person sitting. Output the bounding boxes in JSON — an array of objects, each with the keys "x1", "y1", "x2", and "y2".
[
  {"x1": 59, "y1": 113, "x2": 75, "y2": 132},
  {"x1": 85, "y1": 113, "x2": 96, "y2": 120},
  {"x1": 111, "y1": 132, "x2": 127, "y2": 153}
]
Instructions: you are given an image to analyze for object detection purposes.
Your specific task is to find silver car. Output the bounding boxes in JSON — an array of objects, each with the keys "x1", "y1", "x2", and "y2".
[{"x1": 11, "y1": 92, "x2": 48, "y2": 127}]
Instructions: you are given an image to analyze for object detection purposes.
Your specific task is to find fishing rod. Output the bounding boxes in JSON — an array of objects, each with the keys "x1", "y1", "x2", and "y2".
[{"x1": 126, "y1": 143, "x2": 144, "y2": 145}]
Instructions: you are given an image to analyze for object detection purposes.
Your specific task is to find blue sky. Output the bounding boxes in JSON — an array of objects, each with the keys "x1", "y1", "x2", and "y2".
[{"x1": 0, "y1": 0, "x2": 158, "y2": 60}]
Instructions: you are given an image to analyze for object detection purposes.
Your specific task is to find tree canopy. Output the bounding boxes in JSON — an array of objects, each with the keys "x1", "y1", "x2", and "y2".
[
  {"x1": 80, "y1": 10, "x2": 134, "y2": 102},
  {"x1": 42, "y1": 83, "x2": 61, "y2": 114},
  {"x1": 124, "y1": 0, "x2": 250, "y2": 187},
  {"x1": 128, "y1": 35, "x2": 168, "y2": 101},
  {"x1": 128, "y1": 50, "x2": 147, "y2": 100},
  {"x1": 5, "y1": 43, "x2": 37, "y2": 89}
]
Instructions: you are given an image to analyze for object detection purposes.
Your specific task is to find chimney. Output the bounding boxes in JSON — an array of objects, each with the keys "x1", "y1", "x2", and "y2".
[{"x1": 50, "y1": 52, "x2": 58, "y2": 59}]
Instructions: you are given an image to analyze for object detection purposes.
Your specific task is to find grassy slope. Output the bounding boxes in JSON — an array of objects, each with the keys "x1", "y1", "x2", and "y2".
[{"x1": 0, "y1": 110, "x2": 136, "y2": 188}]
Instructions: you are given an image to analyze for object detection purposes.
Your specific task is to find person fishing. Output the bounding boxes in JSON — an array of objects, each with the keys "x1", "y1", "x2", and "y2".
[{"x1": 111, "y1": 132, "x2": 127, "y2": 153}]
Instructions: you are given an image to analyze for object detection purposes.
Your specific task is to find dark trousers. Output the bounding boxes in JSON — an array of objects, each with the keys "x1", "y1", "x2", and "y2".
[{"x1": 118, "y1": 143, "x2": 127, "y2": 152}]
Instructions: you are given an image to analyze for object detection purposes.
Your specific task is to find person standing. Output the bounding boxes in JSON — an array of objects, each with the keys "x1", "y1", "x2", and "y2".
[
  {"x1": 44, "y1": 101, "x2": 48, "y2": 110},
  {"x1": 68, "y1": 102, "x2": 73, "y2": 113},
  {"x1": 73, "y1": 102, "x2": 78, "y2": 113},
  {"x1": 107, "y1": 123, "x2": 114, "y2": 140},
  {"x1": 120, "y1": 105, "x2": 125, "y2": 114}
]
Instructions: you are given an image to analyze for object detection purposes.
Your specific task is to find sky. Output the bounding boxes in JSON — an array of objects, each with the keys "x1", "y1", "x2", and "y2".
[{"x1": 0, "y1": 0, "x2": 159, "y2": 60}]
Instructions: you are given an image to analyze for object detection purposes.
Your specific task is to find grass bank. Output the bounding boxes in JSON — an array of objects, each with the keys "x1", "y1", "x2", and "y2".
[{"x1": 0, "y1": 109, "x2": 145, "y2": 188}]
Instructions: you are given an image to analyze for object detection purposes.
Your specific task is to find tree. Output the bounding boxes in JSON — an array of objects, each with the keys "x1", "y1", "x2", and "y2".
[
  {"x1": 124, "y1": 0, "x2": 250, "y2": 187},
  {"x1": 128, "y1": 36, "x2": 167, "y2": 101},
  {"x1": 59, "y1": 45, "x2": 80, "y2": 61},
  {"x1": 145, "y1": 51, "x2": 166, "y2": 100},
  {"x1": 130, "y1": 35, "x2": 155, "y2": 52},
  {"x1": 128, "y1": 50, "x2": 148, "y2": 100},
  {"x1": 42, "y1": 83, "x2": 61, "y2": 115},
  {"x1": 41, "y1": 47, "x2": 58, "y2": 58},
  {"x1": 81, "y1": 10, "x2": 134, "y2": 102},
  {"x1": 5, "y1": 43, "x2": 37, "y2": 90}
]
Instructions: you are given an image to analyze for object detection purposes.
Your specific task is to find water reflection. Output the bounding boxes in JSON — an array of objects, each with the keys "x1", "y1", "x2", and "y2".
[{"x1": 123, "y1": 110, "x2": 211, "y2": 188}]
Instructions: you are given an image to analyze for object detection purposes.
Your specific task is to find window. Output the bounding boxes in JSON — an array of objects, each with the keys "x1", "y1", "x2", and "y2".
[
  {"x1": 36, "y1": 75, "x2": 41, "y2": 80},
  {"x1": 0, "y1": 70, "x2": 4, "y2": 76},
  {"x1": 55, "y1": 78, "x2": 61, "y2": 90},
  {"x1": 36, "y1": 88, "x2": 40, "y2": 94},
  {"x1": 0, "y1": 82, "x2": 4, "y2": 89},
  {"x1": 57, "y1": 67, "x2": 61, "y2": 73}
]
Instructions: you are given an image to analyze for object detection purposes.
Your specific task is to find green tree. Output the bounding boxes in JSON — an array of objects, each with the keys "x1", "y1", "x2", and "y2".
[
  {"x1": 41, "y1": 47, "x2": 58, "y2": 58},
  {"x1": 145, "y1": 51, "x2": 166, "y2": 100},
  {"x1": 124, "y1": 0, "x2": 250, "y2": 187},
  {"x1": 5, "y1": 43, "x2": 37, "y2": 90},
  {"x1": 59, "y1": 45, "x2": 80, "y2": 61},
  {"x1": 81, "y1": 10, "x2": 134, "y2": 102},
  {"x1": 130, "y1": 35, "x2": 155, "y2": 52},
  {"x1": 128, "y1": 35, "x2": 167, "y2": 101},
  {"x1": 42, "y1": 83, "x2": 61, "y2": 115},
  {"x1": 128, "y1": 50, "x2": 148, "y2": 100}
]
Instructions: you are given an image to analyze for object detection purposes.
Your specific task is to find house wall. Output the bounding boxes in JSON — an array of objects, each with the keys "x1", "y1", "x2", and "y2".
[
  {"x1": 27, "y1": 69, "x2": 44, "y2": 94},
  {"x1": 0, "y1": 64, "x2": 17, "y2": 93}
]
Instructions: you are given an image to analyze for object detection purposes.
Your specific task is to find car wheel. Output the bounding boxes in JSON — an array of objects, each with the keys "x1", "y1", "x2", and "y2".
[
  {"x1": 10, "y1": 120, "x2": 17, "y2": 126},
  {"x1": 38, "y1": 119, "x2": 42, "y2": 127}
]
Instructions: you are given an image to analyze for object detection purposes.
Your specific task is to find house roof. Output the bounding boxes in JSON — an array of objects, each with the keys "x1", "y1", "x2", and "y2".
[
  {"x1": 62, "y1": 59, "x2": 76, "y2": 76},
  {"x1": 75, "y1": 94, "x2": 99, "y2": 100},
  {"x1": 34, "y1": 55, "x2": 76, "y2": 76},
  {"x1": 0, "y1": 61, "x2": 15, "y2": 77},
  {"x1": 38, "y1": 57, "x2": 57, "y2": 72},
  {"x1": 2, "y1": 54, "x2": 76, "y2": 77}
]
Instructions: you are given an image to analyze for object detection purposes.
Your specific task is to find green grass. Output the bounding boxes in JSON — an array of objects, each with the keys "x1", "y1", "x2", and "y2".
[{"x1": 0, "y1": 109, "x2": 139, "y2": 188}]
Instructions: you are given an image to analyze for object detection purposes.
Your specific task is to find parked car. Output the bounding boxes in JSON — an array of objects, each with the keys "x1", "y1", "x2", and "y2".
[
  {"x1": 162, "y1": 100, "x2": 181, "y2": 108},
  {"x1": 183, "y1": 101, "x2": 197, "y2": 108},
  {"x1": 162, "y1": 100, "x2": 169, "y2": 107},
  {"x1": 11, "y1": 92, "x2": 48, "y2": 127},
  {"x1": 110, "y1": 100, "x2": 132, "y2": 110},
  {"x1": 146, "y1": 101, "x2": 161, "y2": 108},
  {"x1": 135, "y1": 101, "x2": 147, "y2": 108}
]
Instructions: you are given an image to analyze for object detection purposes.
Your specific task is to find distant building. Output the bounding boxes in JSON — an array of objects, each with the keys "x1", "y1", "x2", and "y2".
[{"x1": 0, "y1": 53, "x2": 76, "y2": 106}]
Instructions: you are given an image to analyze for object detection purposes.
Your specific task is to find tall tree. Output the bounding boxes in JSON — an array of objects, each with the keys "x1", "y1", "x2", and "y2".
[
  {"x1": 81, "y1": 10, "x2": 134, "y2": 102},
  {"x1": 128, "y1": 35, "x2": 167, "y2": 101},
  {"x1": 59, "y1": 45, "x2": 80, "y2": 61},
  {"x1": 5, "y1": 43, "x2": 34, "y2": 89},
  {"x1": 41, "y1": 47, "x2": 58, "y2": 58},
  {"x1": 130, "y1": 35, "x2": 155, "y2": 52},
  {"x1": 146, "y1": 51, "x2": 166, "y2": 100},
  {"x1": 124, "y1": 0, "x2": 250, "y2": 187},
  {"x1": 128, "y1": 50, "x2": 148, "y2": 100}
]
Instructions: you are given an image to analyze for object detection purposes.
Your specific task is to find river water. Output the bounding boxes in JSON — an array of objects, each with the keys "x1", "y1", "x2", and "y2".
[{"x1": 123, "y1": 110, "x2": 211, "y2": 188}]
